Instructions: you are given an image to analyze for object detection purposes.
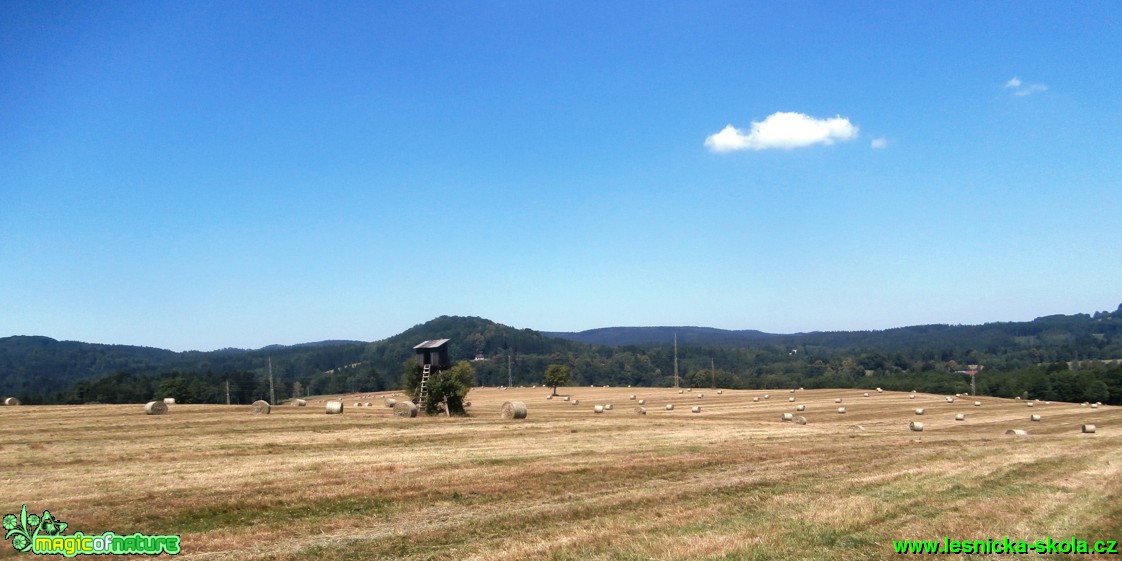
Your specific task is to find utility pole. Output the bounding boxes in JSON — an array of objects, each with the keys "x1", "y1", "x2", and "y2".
[
  {"x1": 673, "y1": 333, "x2": 679, "y2": 389},
  {"x1": 507, "y1": 353, "x2": 513, "y2": 388},
  {"x1": 268, "y1": 357, "x2": 276, "y2": 405},
  {"x1": 711, "y1": 358, "x2": 716, "y2": 389},
  {"x1": 225, "y1": 379, "x2": 230, "y2": 405}
]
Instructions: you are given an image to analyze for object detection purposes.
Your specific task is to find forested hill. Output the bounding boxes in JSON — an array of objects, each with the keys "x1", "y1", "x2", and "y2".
[
  {"x1": 0, "y1": 335, "x2": 368, "y2": 402},
  {"x1": 0, "y1": 317, "x2": 572, "y2": 403},
  {"x1": 543, "y1": 326, "x2": 775, "y2": 346},
  {"x1": 2, "y1": 305, "x2": 1121, "y2": 405},
  {"x1": 548, "y1": 307, "x2": 1122, "y2": 359}
]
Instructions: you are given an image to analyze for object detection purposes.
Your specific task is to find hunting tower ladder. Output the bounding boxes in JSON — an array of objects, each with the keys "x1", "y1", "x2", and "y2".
[{"x1": 416, "y1": 363, "x2": 432, "y2": 410}]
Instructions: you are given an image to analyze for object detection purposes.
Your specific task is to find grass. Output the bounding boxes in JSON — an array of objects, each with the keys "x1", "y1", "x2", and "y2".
[{"x1": 1, "y1": 387, "x2": 1120, "y2": 560}]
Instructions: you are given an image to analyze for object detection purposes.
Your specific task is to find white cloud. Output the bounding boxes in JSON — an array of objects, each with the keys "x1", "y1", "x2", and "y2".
[
  {"x1": 705, "y1": 112, "x2": 859, "y2": 153},
  {"x1": 1004, "y1": 76, "x2": 1047, "y2": 96},
  {"x1": 870, "y1": 137, "x2": 888, "y2": 149}
]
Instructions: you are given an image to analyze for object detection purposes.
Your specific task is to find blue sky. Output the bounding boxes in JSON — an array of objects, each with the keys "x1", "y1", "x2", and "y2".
[{"x1": 2, "y1": 1, "x2": 1120, "y2": 351}]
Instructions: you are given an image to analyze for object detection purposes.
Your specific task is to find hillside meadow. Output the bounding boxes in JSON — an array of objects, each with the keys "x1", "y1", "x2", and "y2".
[{"x1": 1, "y1": 387, "x2": 1119, "y2": 560}]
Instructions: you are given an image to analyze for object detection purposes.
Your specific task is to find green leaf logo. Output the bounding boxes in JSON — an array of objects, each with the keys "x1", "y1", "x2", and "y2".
[{"x1": 3, "y1": 505, "x2": 64, "y2": 552}]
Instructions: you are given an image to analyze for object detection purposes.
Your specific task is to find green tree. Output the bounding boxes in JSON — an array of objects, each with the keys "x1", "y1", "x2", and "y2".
[
  {"x1": 400, "y1": 358, "x2": 422, "y2": 397},
  {"x1": 425, "y1": 360, "x2": 476, "y2": 415},
  {"x1": 544, "y1": 364, "x2": 571, "y2": 396},
  {"x1": 155, "y1": 376, "x2": 194, "y2": 404}
]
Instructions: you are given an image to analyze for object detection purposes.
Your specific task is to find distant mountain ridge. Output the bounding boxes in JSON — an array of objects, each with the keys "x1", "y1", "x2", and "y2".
[
  {"x1": 2, "y1": 304, "x2": 1120, "y2": 403},
  {"x1": 543, "y1": 326, "x2": 777, "y2": 346}
]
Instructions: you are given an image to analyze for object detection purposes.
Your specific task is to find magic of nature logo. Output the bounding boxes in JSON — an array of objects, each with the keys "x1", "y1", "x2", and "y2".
[{"x1": 3, "y1": 505, "x2": 180, "y2": 556}]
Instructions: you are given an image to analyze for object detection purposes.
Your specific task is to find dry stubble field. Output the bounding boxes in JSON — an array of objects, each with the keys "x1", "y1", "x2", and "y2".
[{"x1": 1, "y1": 387, "x2": 1120, "y2": 560}]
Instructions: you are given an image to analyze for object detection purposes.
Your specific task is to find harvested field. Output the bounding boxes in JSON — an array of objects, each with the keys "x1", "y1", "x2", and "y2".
[{"x1": 1, "y1": 387, "x2": 1119, "y2": 560}]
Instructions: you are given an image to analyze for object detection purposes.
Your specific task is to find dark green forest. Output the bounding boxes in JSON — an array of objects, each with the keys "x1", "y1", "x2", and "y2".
[{"x1": 2, "y1": 305, "x2": 1121, "y2": 406}]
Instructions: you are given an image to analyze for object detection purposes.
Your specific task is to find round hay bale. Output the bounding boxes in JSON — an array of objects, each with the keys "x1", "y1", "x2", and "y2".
[
  {"x1": 717, "y1": 390, "x2": 723, "y2": 395},
  {"x1": 697, "y1": 393, "x2": 704, "y2": 399},
  {"x1": 915, "y1": 408, "x2": 925, "y2": 415},
  {"x1": 562, "y1": 396, "x2": 570, "y2": 401},
  {"x1": 876, "y1": 387, "x2": 883, "y2": 393},
  {"x1": 1030, "y1": 414, "x2": 1041, "y2": 422},
  {"x1": 293, "y1": 399, "x2": 307, "y2": 406},
  {"x1": 3, "y1": 397, "x2": 20, "y2": 406},
  {"x1": 945, "y1": 397, "x2": 955, "y2": 403},
  {"x1": 546, "y1": 394, "x2": 553, "y2": 400},
  {"x1": 665, "y1": 404, "x2": 674, "y2": 411},
  {"x1": 909, "y1": 394, "x2": 916, "y2": 400},
  {"x1": 355, "y1": 402, "x2": 362, "y2": 407},
  {"x1": 795, "y1": 404, "x2": 806, "y2": 411},
  {"x1": 788, "y1": 396, "x2": 796, "y2": 402},
  {"x1": 909, "y1": 421, "x2": 924, "y2": 432},
  {"x1": 638, "y1": 399, "x2": 646, "y2": 405},
  {"x1": 763, "y1": 394, "x2": 770, "y2": 400},
  {"x1": 393, "y1": 401, "x2": 419, "y2": 418},
  {"x1": 781, "y1": 413, "x2": 793, "y2": 421},
  {"x1": 955, "y1": 413, "x2": 966, "y2": 421},
  {"x1": 593, "y1": 405, "x2": 604, "y2": 414},
  {"x1": 325, "y1": 401, "x2": 344, "y2": 414},
  {"x1": 163, "y1": 397, "x2": 176, "y2": 405},
  {"x1": 571, "y1": 399, "x2": 580, "y2": 405},
  {"x1": 837, "y1": 407, "x2": 847, "y2": 414},
  {"x1": 385, "y1": 399, "x2": 396, "y2": 408},
  {"x1": 1006, "y1": 429, "x2": 1027, "y2": 436},
  {"x1": 793, "y1": 415, "x2": 807, "y2": 425},
  {"x1": 464, "y1": 401, "x2": 471, "y2": 407},
  {"x1": 604, "y1": 403, "x2": 613, "y2": 410},
  {"x1": 863, "y1": 392, "x2": 870, "y2": 397},
  {"x1": 752, "y1": 397, "x2": 759, "y2": 402},
  {"x1": 144, "y1": 401, "x2": 168, "y2": 415},
  {"x1": 364, "y1": 402, "x2": 372, "y2": 407},
  {"x1": 1081, "y1": 424, "x2": 1096, "y2": 434},
  {"x1": 691, "y1": 406, "x2": 701, "y2": 413},
  {"x1": 678, "y1": 389, "x2": 684, "y2": 394},
  {"x1": 1091, "y1": 403, "x2": 1100, "y2": 409},
  {"x1": 635, "y1": 406, "x2": 647, "y2": 415},
  {"x1": 251, "y1": 400, "x2": 271, "y2": 414},
  {"x1": 974, "y1": 401, "x2": 981, "y2": 407},
  {"x1": 500, "y1": 401, "x2": 528, "y2": 419},
  {"x1": 835, "y1": 398, "x2": 843, "y2": 403},
  {"x1": 1027, "y1": 402, "x2": 1034, "y2": 408},
  {"x1": 629, "y1": 394, "x2": 636, "y2": 400}
]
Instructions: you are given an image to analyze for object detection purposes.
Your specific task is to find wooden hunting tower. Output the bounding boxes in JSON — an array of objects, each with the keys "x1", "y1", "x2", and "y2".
[{"x1": 413, "y1": 339, "x2": 450, "y2": 410}]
